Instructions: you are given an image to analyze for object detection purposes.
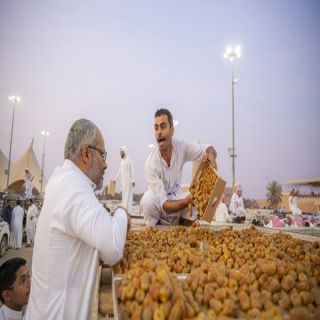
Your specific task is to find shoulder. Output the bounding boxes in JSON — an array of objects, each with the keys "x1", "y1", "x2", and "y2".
[
  {"x1": 145, "y1": 150, "x2": 158, "y2": 169},
  {"x1": 173, "y1": 137, "x2": 187, "y2": 148},
  {"x1": 48, "y1": 161, "x2": 93, "y2": 193},
  {"x1": 174, "y1": 138, "x2": 206, "y2": 152}
]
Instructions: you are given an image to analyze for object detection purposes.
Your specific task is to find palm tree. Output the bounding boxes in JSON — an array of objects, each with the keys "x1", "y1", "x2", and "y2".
[{"x1": 266, "y1": 181, "x2": 282, "y2": 210}]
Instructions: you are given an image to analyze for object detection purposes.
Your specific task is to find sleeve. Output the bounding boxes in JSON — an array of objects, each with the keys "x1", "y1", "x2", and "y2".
[
  {"x1": 114, "y1": 166, "x2": 121, "y2": 182},
  {"x1": 181, "y1": 139, "x2": 210, "y2": 163},
  {"x1": 10, "y1": 210, "x2": 14, "y2": 226},
  {"x1": 129, "y1": 157, "x2": 134, "y2": 183},
  {"x1": 237, "y1": 198, "x2": 245, "y2": 215},
  {"x1": 229, "y1": 194, "x2": 236, "y2": 214},
  {"x1": 62, "y1": 184, "x2": 128, "y2": 266},
  {"x1": 145, "y1": 157, "x2": 167, "y2": 206}
]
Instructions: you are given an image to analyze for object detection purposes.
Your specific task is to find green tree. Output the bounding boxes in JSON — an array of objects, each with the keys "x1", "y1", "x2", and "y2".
[{"x1": 266, "y1": 181, "x2": 282, "y2": 210}]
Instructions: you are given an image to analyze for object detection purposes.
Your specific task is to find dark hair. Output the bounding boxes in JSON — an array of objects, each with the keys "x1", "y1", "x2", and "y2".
[
  {"x1": 0, "y1": 258, "x2": 27, "y2": 303},
  {"x1": 29, "y1": 199, "x2": 33, "y2": 204},
  {"x1": 16, "y1": 200, "x2": 20, "y2": 206},
  {"x1": 155, "y1": 109, "x2": 173, "y2": 127}
]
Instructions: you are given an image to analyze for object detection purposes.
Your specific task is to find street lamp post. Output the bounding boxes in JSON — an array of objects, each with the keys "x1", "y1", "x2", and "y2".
[
  {"x1": 40, "y1": 130, "x2": 49, "y2": 194},
  {"x1": 6, "y1": 96, "x2": 21, "y2": 189},
  {"x1": 224, "y1": 46, "x2": 241, "y2": 191}
]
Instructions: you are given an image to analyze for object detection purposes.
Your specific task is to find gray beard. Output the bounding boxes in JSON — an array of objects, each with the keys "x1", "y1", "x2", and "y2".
[{"x1": 95, "y1": 178, "x2": 103, "y2": 191}]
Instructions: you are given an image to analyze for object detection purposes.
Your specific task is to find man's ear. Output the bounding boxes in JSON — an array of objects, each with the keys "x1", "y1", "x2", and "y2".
[
  {"x1": 2, "y1": 290, "x2": 11, "y2": 303},
  {"x1": 80, "y1": 145, "x2": 90, "y2": 164}
]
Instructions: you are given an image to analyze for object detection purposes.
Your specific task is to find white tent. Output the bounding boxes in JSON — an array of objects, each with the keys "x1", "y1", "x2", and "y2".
[{"x1": 0, "y1": 145, "x2": 47, "y2": 194}]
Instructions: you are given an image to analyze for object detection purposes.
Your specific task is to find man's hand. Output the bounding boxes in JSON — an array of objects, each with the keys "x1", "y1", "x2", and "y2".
[
  {"x1": 204, "y1": 146, "x2": 217, "y2": 169},
  {"x1": 126, "y1": 214, "x2": 131, "y2": 232},
  {"x1": 163, "y1": 194, "x2": 193, "y2": 214},
  {"x1": 116, "y1": 205, "x2": 131, "y2": 232},
  {"x1": 186, "y1": 193, "x2": 193, "y2": 206}
]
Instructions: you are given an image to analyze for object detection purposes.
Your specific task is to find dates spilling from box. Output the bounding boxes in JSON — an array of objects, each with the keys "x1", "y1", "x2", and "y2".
[
  {"x1": 189, "y1": 160, "x2": 226, "y2": 223},
  {"x1": 113, "y1": 226, "x2": 320, "y2": 319}
]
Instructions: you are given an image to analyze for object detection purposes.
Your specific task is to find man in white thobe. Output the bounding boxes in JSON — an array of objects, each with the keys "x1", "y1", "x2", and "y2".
[
  {"x1": 139, "y1": 108, "x2": 218, "y2": 226},
  {"x1": 213, "y1": 195, "x2": 231, "y2": 223},
  {"x1": 114, "y1": 146, "x2": 135, "y2": 214},
  {"x1": 25, "y1": 199, "x2": 38, "y2": 247},
  {"x1": 24, "y1": 169, "x2": 33, "y2": 200},
  {"x1": 289, "y1": 189, "x2": 302, "y2": 216},
  {"x1": 229, "y1": 184, "x2": 245, "y2": 222},
  {"x1": 26, "y1": 119, "x2": 129, "y2": 320},
  {"x1": 9, "y1": 201, "x2": 24, "y2": 250}
]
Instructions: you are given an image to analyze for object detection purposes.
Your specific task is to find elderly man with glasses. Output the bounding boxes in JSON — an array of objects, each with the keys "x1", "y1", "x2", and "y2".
[
  {"x1": 0, "y1": 257, "x2": 31, "y2": 320},
  {"x1": 25, "y1": 119, "x2": 130, "y2": 320}
]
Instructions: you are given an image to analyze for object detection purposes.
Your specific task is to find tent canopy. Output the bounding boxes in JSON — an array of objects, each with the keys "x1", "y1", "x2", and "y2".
[{"x1": 0, "y1": 145, "x2": 47, "y2": 193}]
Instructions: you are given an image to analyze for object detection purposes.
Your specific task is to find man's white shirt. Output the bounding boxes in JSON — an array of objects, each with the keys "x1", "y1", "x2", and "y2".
[
  {"x1": 26, "y1": 160, "x2": 128, "y2": 320},
  {"x1": 145, "y1": 138, "x2": 209, "y2": 208},
  {"x1": 0, "y1": 305, "x2": 26, "y2": 320}
]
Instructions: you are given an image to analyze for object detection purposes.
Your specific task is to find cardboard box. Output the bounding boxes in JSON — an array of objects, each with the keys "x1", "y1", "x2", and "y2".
[
  {"x1": 107, "y1": 180, "x2": 116, "y2": 197},
  {"x1": 189, "y1": 160, "x2": 226, "y2": 223}
]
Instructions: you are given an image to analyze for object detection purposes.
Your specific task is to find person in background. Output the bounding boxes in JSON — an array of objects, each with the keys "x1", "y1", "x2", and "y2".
[
  {"x1": 25, "y1": 199, "x2": 38, "y2": 247},
  {"x1": 288, "y1": 188, "x2": 294, "y2": 210},
  {"x1": 114, "y1": 146, "x2": 135, "y2": 214},
  {"x1": 24, "y1": 169, "x2": 33, "y2": 200},
  {"x1": 1, "y1": 200, "x2": 12, "y2": 228},
  {"x1": 293, "y1": 215, "x2": 305, "y2": 227},
  {"x1": 213, "y1": 194, "x2": 231, "y2": 223},
  {"x1": 140, "y1": 108, "x2": 217, "y2": 226},
  {"x1": 279, "y1": 206, "x2": 285, "y2": 217},
  {"x1": 26, "y1": 119, "x2": 129, "y2": 320},
  {"x1": 289, "y1": 189, "x2": 302, "y2": 216},
  {"x1": 9, "y1": 201, "x2": 24, "y2": 250},
  {"x1": 229, "y1": 184, "x2": 245, "y2": 223},
  {"x1": 263, "y1": 216, "x2": 272, "y2": 228},
  {"x1": 271, "y1": 215, "x2": 285, "y2": 228},
  {"x1": 0, "y1": 258, "x2": 31, "y2": 320}
]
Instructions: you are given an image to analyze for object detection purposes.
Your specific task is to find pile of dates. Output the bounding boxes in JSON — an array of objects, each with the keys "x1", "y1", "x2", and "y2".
[{"x1": 114, "y1": 226, "x2": 320, "y2": 319}]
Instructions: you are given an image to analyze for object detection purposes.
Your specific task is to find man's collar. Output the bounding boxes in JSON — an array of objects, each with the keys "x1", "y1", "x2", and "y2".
[
  {"x1": 2, "y1": 305, "x2": 24, "y2": 319},
  {"x1": 63, "y1": 159, "x2": 96, "y2": 190}
]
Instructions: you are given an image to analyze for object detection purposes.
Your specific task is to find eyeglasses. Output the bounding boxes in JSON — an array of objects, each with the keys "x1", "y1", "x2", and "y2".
[{"x1": 88, "y1": 145, "x2": 107, "y2": 161}]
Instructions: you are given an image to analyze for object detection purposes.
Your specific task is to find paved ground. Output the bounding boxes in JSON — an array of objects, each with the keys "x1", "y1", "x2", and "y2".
[{"x1": 0, "y1": 244, "x2": 33, "y2": 269}]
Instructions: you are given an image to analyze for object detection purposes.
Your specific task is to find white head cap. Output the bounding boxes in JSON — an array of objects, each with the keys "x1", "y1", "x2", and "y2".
[
  {"x1": 120, "y1": 145, "x2": 127, "y2": 156},
  {"x1": 234, "y1": 183, "x2": 242, "y2": 193}
]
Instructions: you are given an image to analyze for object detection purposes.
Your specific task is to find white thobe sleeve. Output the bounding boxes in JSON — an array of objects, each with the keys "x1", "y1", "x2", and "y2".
[
  {"x1": 239, "y1": 198, "x2": 245, "y2": 214},
  {"x1": 63, "y1": 189, "x2": 128, "y2": 266},
  {"x1": 145, "y1": 162, "x2": 167, "y2": 207},
  {"x1": 181, "y1": 139, "x2": 210, "y2": 162},
  {"x1": 129, "y1": 158, "x2": 134, "y2": 183},
  {"x1": 229, "y1": 194, "x2": 236, "y2": 214},
  {"x1": 114, "y1": 166, "x2": 121, "y2": 182}
]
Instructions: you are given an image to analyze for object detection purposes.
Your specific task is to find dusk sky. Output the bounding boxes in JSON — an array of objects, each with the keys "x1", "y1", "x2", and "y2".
[{"x1": 0, "y1": 0, "x2": 319, "y2": 199}]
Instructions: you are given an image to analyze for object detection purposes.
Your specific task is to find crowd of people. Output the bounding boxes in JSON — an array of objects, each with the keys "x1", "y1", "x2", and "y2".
[{"x1": 2, "y1": 199, "x2": 39, "y2": 251}]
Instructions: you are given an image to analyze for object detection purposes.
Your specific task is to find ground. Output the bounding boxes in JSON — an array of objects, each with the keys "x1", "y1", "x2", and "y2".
[{"x1": 0, "y1": 245, "x2": 33, "y2": 269}]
